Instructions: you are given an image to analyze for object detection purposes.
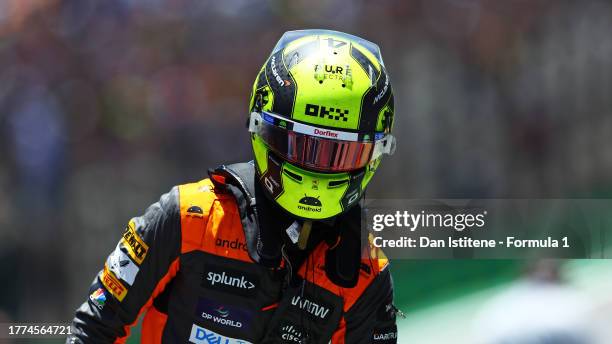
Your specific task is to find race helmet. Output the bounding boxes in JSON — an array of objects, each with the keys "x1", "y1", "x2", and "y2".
[{"x1": 248, "y1": 29, "x2": 395, "y2": 220}]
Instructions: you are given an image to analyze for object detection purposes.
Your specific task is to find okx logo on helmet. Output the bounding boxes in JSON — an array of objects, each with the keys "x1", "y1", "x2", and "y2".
[{"x1": 248, "y1": 29, "x2": 396, "y2": 220}]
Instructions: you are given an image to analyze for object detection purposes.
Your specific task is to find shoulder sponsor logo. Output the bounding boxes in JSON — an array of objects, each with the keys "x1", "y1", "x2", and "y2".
[
  {"x1": 121, "y1": 220, "x2": 149, "y2": 265},
  {"x1": 196, "y1": 297, "x2": 253, "y2": 330},
  {"x1": 89, "y1": 288, "x2": 106, "y2": 310},
  {"x1": 290, "y1": 296, "x2": 330, "y2": 320},
  {"x1": 215, "y1": 238, "x2": 248, "y2": 252},
  {"x1": 202, "y1": 265, "x2": 258, "y2": 297},
  {"x1": 107, "y1": 244, "x2": 139, "y2": 286},
  {"x1": 187, "y1": 205, "x2": 204, "y2": 218},
  {"x1": 101, "y1": 265, "x2": 127, "y2": 301},
  {"x1": 188, "y1": 324, "x2": 252, "y2": 344}
]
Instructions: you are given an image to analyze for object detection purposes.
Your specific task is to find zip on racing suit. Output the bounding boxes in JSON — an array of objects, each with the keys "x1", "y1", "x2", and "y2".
[{"x1": 67, "y1": 162, "x2": 398, "y2": 344}]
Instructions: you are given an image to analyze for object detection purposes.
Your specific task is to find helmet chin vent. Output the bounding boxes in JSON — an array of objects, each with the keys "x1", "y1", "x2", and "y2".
[
  {"x1": 282, "y1": 169, "x2": 303, "y2": 182},
  {"x1": 328, "y1": 179, "x2": 349, "y2": 188}
]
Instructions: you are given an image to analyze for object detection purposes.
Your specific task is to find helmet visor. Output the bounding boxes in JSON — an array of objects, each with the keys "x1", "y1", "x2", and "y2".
[{"x1": 249, "y1": 112, "x2": 395, "y2": 172}]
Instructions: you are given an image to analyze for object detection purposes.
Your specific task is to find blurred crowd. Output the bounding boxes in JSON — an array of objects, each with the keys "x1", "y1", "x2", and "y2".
[{"x1": 0, "y1": 0, "x2": 611, "y2": 328}]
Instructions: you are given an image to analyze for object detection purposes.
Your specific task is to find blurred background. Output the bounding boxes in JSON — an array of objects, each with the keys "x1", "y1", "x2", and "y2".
[{"x1": 0, "y1": 0, "x2": 611, "y2": 343}]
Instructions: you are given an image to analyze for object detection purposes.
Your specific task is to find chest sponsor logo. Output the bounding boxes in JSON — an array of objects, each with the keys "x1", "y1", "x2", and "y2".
[
  {"x1": 215, "y1": 238, "x2": 248, "y2": 252},
  {"x1": 279, "y1": 323, "x2": 303, "y2": 343},
  {"x1": 290, "y1": 296, "x2": 331, "y2": 320},
  {"x1": 121, "y1": 220, "x2": 148, "y2": 264},
  {"x1": 188, "y1": 324, "x2": 252, "y2": 344},
  {"x1": 101, "y1": 266, "x2": 127, "y2": 301},
  {"x1": 106, "y1": 244, "x2": 139, "y2": 286},
  {"x1": 196, "y1": 297, "x2": 253, "y2": 330},
  {"x1": 202, "y1": 265, "x2": 258, "y2": 297}
]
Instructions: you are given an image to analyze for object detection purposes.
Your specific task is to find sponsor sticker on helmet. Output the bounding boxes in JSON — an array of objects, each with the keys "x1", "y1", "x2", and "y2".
[
  {"x1": 188, "y1": 324, "x2": 252, "y2": 344},
  {"x1": 297, "y1": 194, "x2": 322, "y2": 213},
  {"x1": 291, "y1": 121, "x2": 358, "y2": 142},
  {"x1": 304, "y1": 103, "x2": 349, "y2": 122}
]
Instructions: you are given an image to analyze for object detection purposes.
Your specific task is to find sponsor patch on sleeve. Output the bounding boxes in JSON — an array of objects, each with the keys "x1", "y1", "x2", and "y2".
[
  {"x1": 101, "y1": 265, "x2": 128, "y2": 301},
  {"x1": 89, "y1": 288, "x2": 107, "y2": 310},
  {"x1": 121, "y1": 220, "x2": 149, "y2": 265},
  {"x1": 107, "y1": 243, "x2": 140, "y2": 286}
]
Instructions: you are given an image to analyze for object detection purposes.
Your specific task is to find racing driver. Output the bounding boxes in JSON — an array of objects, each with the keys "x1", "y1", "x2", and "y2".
[{"x1": 68, "y1": 29, "x2": 399, "y2": 344}]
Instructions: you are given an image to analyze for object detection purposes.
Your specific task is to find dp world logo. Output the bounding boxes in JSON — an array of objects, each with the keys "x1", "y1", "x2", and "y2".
[{"x1": 215, "y1": 306, "x2": 229, "y2": 318}]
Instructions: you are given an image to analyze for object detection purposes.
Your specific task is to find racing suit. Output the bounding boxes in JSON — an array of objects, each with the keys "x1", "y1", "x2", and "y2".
[{"x1": 67, "y1": 162, "x2": 398, "y2": 344}]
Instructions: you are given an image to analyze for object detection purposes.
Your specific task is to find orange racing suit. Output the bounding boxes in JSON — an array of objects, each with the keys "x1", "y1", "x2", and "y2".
[{"x1": 67, "y1": 162, "x2": 397, "y2": 344}]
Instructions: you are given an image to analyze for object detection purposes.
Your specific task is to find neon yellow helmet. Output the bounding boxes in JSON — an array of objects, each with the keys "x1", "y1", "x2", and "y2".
[{"x1": 248, "y1": 29, "x2": 395, "y2": 220}]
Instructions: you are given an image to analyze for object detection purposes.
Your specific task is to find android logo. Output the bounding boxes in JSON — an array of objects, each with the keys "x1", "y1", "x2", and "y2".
[{"x1": 298, "y1": 195, "x2": 322, "y2": 207}]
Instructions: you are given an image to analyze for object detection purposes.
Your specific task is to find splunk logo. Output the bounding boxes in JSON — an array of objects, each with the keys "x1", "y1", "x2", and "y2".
[
  {"x1": 202, "y1": 265, "x2": 258, "y2": 297},
  {"x1": 207, "y1": 272, "x2": 254, "y2": 289},
  {"x1": 290, "y1": 296, "x2": 331, "y2": 320}
]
